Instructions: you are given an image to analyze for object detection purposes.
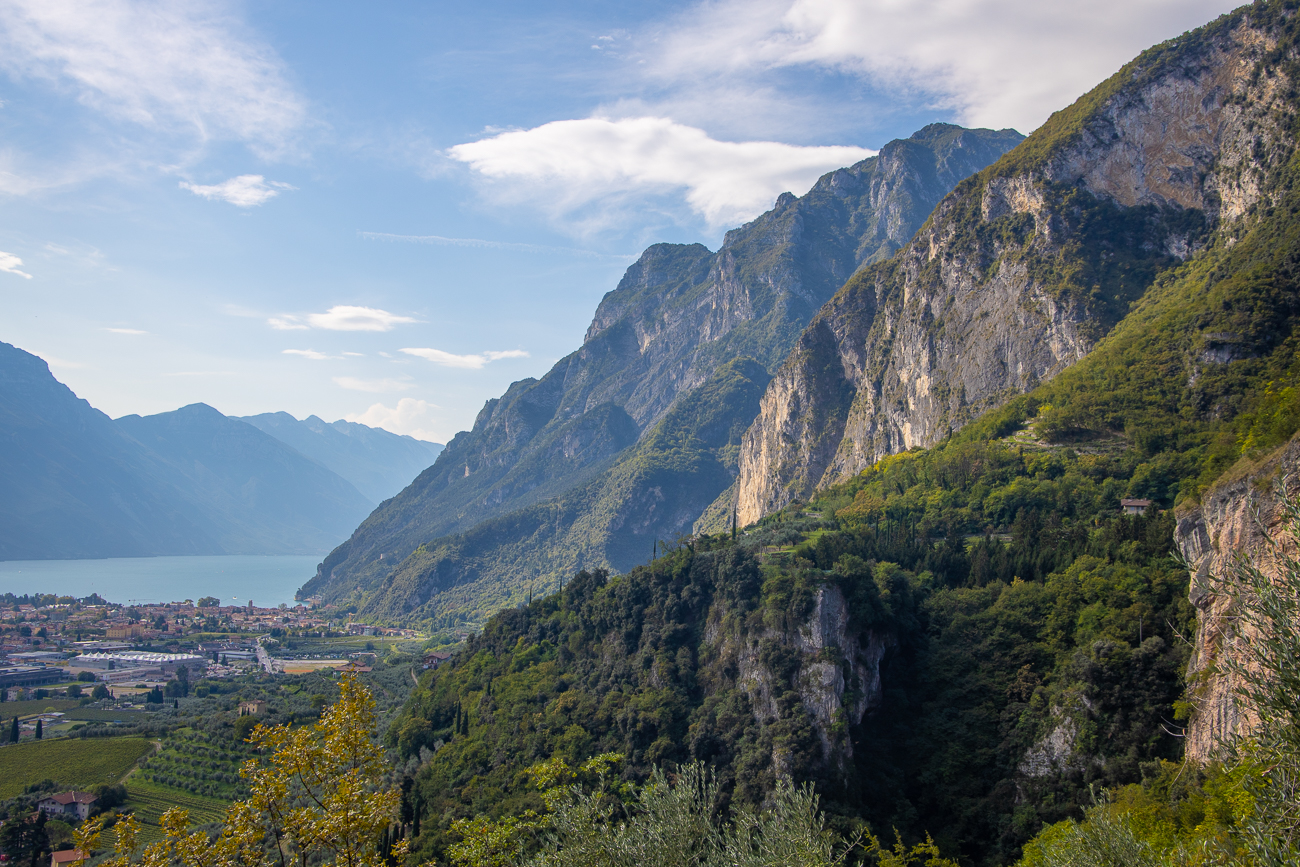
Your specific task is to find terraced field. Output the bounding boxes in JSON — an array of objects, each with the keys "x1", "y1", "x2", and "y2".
[
  {"x1": 0, "y1": 736, "x2": 153, "y2": 798},
  {"x1": 125, "y1": 782, "x2": 229, "y2": 842}
]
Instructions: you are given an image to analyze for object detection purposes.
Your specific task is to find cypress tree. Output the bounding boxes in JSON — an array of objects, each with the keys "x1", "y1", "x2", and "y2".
[
  {"x1": 10, "y1": 715, "x2": 18, "y2": 742},
  {"x1": 34, "y1": 719, "x2": 42, "y2": 739}
]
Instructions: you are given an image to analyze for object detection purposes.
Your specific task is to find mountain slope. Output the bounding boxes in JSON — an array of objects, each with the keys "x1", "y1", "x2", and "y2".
[
  {"x1": 239, "y1": 412, "x2": 443, "y2": 503},
  {"x1": 734, "y1": 4, "x2": 1286, "y2": 524},
  {"x1": 304, "y1": 123, "x2": 1024, "y2": 612},
  {"x1": 0, "y1": 342, "x2": 220, "y2": 560},
  {"x1": 115, "y1": 405, "x2": 375, "y2": 555}
]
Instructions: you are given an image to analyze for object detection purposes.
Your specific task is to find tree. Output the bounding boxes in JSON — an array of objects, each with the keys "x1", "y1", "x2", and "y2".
[
  {"x1": 1, "y1": 811, "x2": 49, "y2": 867},
  {"x1": 91, "y1": 684, "x2": 110, "y2": 701},
  {"x1": 77, "y1": 672, "x2": 96, "y2": 682},
  {"x1": 34, "y1": 719, "x2": 42, "y2": 739},
  {"x1": 66, "y1": 684, "x2": 82, "y2": 698},
  {"x1": 9, "y1": 716, "x2": 17, "y2": 743},
  {"x1": 76, "y1": 674, "x2": 407, "y2": 867}
]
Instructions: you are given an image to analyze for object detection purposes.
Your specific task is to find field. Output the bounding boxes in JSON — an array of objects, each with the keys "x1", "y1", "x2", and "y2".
[
  {"x1": 124, "y1": 780, "x2": 229, "y2": 842},
  {"x1": 66, "y1": 708, "x2": 150, "y2": 722},
  {"x1": 0, "y1": 736, "x2": 154, "y2": 798},
  {"x1": 0, "y1": 699, "x2": 81, "y2": 718}
]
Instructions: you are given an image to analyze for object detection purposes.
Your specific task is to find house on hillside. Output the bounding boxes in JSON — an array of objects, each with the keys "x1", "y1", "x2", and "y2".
[
  {"x1": 50, "y1": 850, "x2": 88, "y2": 867},
  {"x1": 37, "y1": 792, "x2": 97, "y2": 820},
  {"x1": 238, "y1": 700, "x2": 267, "y2": 716},
  {"x1": 422, "y1": 652, "x2": 451, "y2": 670},
  {"x1": 1121, "y1": 498, "x2": 1152, "y2": 515}
]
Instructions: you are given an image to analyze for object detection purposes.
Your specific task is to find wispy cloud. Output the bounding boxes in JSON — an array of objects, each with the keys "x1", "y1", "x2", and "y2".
[
  {"x1": 269, "y1": 306, "x2": 418, "y2": 332},
  {"x1": 165, "y1": 370, "x2": 235, "y2": 377},
  {"x1": 649, "y1": 0, "x2": 1239, "y2": 135},
  {"x1": 181, "y1": 174, "x2": 294, "y2": 207},
  {"x1": 400, "y1": 347, "x2": 529, "y2": 370},
  {"x1": 333, "y1": 376, "x2": 414, "y2": 393},
  {"x1": 345, "y1": 398, "x2": 442, "y2": 442},
  {"x1": 282, "y1": 348, "x2": 337, "y2": 360},
  {"x1": 0, "y1": 250, "x2": 33, "y2": 279},
  {"x1": 44, "y1": 355, "x2": 86, "y2": 369},
  {"x1": 0, "y1": 0, "x2": 307, "y2": 156},
  {"x1": 106, "y1": 327, "x2": 146, "y2": 334},
  {"x1": 447, "y1": 116, "x2": 873, "y2": 228},
  {"x1": 359, "y1": 231, "x2": 632, "y2": 260}
]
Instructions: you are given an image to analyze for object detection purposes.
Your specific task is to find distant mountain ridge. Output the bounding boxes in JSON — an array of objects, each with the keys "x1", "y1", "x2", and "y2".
[
  {"x1": 302, "y1": 122, "x2": 1025, "y2": 625},
  {"x1": 0, "y1": 341, "x2": 436, "y2": 560},
  {"x1": 239, "y1": 412, "x2": 443, "y2": 503}
]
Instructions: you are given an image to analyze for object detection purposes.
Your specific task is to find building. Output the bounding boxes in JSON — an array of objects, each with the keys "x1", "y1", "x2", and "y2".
[
  {"x1": 1121, "y1": 498, "x2": 1152, "y2": 515},
  {"x1": 73, "y1": 651, "x2": 206, "y2": 676},
  {"x1": 239, "y1": 700, "x2": 267, "y2": 716},
  {"x1": 50, "y1": 850, "x2": 88, "y2": 867},
  {"x1": 422, "y1": 652, "x2": 452, "y2": 670},
  {"x1": 38, "y1": 792, "x2": 98, "y2": 821},
  {"x1": 0, "y1": 665, "x2": 65, "y2": 690}
]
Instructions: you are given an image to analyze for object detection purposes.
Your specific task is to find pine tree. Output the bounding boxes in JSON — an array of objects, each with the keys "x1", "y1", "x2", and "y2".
[
  {"x1": 34, "y1": 719, "x2": 41, "y2": 739},
  {"x1": 10, "y1": 716, "x2": 19, "y2": 742}
]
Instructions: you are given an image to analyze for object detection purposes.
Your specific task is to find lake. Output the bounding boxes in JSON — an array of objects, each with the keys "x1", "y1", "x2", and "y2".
[{"x1": 0, "y1": 554, "x2": 323, "y2": 607}]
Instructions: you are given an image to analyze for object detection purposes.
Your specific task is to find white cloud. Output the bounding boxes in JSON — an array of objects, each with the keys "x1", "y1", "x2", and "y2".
[
  {"x1": 400, "y1": 347, "x2": 529, "y2": 370},
  {"x1": 651, "y1": 0, "x2": 1239, "y2": 135},
  {"x1": 308, "y1": 305, "x2": 417, "y2": 332},
  {"x1": 282, "y1": 348, "x2": 337, "y2": 360},
  {"x1": 267, "y1": 306, "x2": 416, "y2": 332},
  {"x1": 0, "y1": 250, "x2": 32, "y2": 279},
  {"x1": 333, "y1": 376, "x2": 414, "y2": 393},
  {"x1": 447, "y1": 116, "x2": 874, "y2": 227},
  {"x1": 180, "y1": 174, "x2": 294, "y2": 207},
  {"x1": 345, "y1": 398, "x2": 443, "y2": 442},
  {"x1": 106, "y1": 327, "x2": 146, "y2": 334},
  {"x1": 0, "y1": 0, "x2": 306, "y2": 155}
]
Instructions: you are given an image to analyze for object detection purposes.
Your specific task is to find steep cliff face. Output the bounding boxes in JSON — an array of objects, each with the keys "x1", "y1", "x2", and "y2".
[
  {"x1": 1175, "y1": 432, "x2": 1300, "y2": 762},
  {"x1": 735, "y1": 7, "x2": 1296, "y2": 525},
  {"x1": 304, "y1": 124, "x2": 1023, "y2": 609}
]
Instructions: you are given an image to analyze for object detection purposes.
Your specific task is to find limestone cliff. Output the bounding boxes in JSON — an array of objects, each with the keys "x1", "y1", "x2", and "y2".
[
  {"x1": 303, "y1": 124, "x2": 1023, "y2": 609},
  {"x1": 1176, "y1": 432, "x2": 1300, "y2": 762},
  {"x1": 735, "y1": 6, "x2": 1296, "y2": 525}
]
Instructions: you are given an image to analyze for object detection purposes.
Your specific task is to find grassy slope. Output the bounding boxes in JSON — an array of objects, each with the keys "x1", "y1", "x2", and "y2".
[{"x1": 0, "y1": 737, "x2": 154, "y2": 798}]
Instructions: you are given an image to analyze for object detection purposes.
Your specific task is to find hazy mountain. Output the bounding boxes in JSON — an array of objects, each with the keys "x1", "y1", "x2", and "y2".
[
  {"x1": 302, "y1": 122, "x2": 1025, "y2": 623},
  {"x1": 239, "y1": 412, "x2": 443, "y2": 503},
  {"x1": 0, "y1": 341, "x2": 384, "y2": 560},
  {"x1": 0, "y1": 342, "x2": 220, "y2": 560},
  {"x1": 116, "y1": 405, "x2": 375, "y2": 555}
]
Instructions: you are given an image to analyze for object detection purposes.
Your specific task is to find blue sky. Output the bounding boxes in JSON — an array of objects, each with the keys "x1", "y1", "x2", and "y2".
[{"x1": 0, "y1": 0, "x2": 1238, "y2": 442}]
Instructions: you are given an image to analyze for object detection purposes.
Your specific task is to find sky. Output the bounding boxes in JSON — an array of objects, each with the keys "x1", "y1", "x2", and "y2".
[{"x1": 0, "y1": 0, "x2": 1241, "y2": 444}]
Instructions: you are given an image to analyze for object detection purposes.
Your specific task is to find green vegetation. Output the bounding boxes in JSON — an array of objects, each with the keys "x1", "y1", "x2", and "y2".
[
  {"x1": 123, "y1": 780, "x2": 229, "y2": 842},
  {"x1": 0, "y1": 737, "x2": 153, "y2": 798},
  {"x1": 359, "y1": 358, "x2": 772, "y2": 632},
  {"x1": 1015, "y1": 493, "x2": 1300, "y2": 865}
]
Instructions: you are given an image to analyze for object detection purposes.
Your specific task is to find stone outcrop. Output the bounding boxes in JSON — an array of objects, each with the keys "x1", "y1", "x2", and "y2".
[
  {"x1": 734, "y1": 8, "x2": 1296, "y2": 525},
  {"x1": 304, "y1": 124, "x2": 1023, "y2": 607},
  {"x1": 727, "y1": 584, "x2": 892, "y2": 771},
  {"x1": 1175, "y1": 432, "x2": 1300, "y2": 762}
]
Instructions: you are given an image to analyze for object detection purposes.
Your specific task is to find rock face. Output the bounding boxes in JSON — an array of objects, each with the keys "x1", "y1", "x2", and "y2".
[
  {"x1": 735, "y1": 8, "x2": 1296, "y2": 525},
  {"x1": 303, "y1": 124, "x2": 1023, "y2": 609},
  {"x1": 1175, "y1": 432, "x2": 1300, "y2": 762},
  {"x1": 730, "y1": 584, "x2": 892, "y2": 770}
]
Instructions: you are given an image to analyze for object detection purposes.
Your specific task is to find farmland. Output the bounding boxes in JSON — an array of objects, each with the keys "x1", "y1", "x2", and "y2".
[
  {"x1": 0, "y1": 736, "x2": 154, "y2": 798},
  {"x1": 124, "y1": 780, "x2": 229, "y2": 842},
  {"x1": 0, "y1": 699, "x2": 81, "y2": 718}
]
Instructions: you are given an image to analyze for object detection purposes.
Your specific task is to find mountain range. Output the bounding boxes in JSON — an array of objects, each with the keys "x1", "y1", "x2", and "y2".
[
  {"x1": 0, "y1": 341, "x2": 442, "y2": 560},
  {"x1": 301, "y1": 122, "x2": 1025, "y2": 625},
  {"x1": 390, "y1": 4, "x2": 1300, "y2": 864}
]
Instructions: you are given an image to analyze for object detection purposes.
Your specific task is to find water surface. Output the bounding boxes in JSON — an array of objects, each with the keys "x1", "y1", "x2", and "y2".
[{"x1": 0, "y1": 555, "x2": 323, "y2": 607}]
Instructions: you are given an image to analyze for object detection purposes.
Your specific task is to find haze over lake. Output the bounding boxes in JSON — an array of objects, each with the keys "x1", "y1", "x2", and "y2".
[{"x1": 0, "y1": 555, "x2": 322, "y2": 607}]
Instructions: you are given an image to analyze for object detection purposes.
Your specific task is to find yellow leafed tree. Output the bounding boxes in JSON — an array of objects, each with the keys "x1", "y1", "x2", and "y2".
[{"x1": 74, "y1": 675, "x2": 413, "y2": 867}]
